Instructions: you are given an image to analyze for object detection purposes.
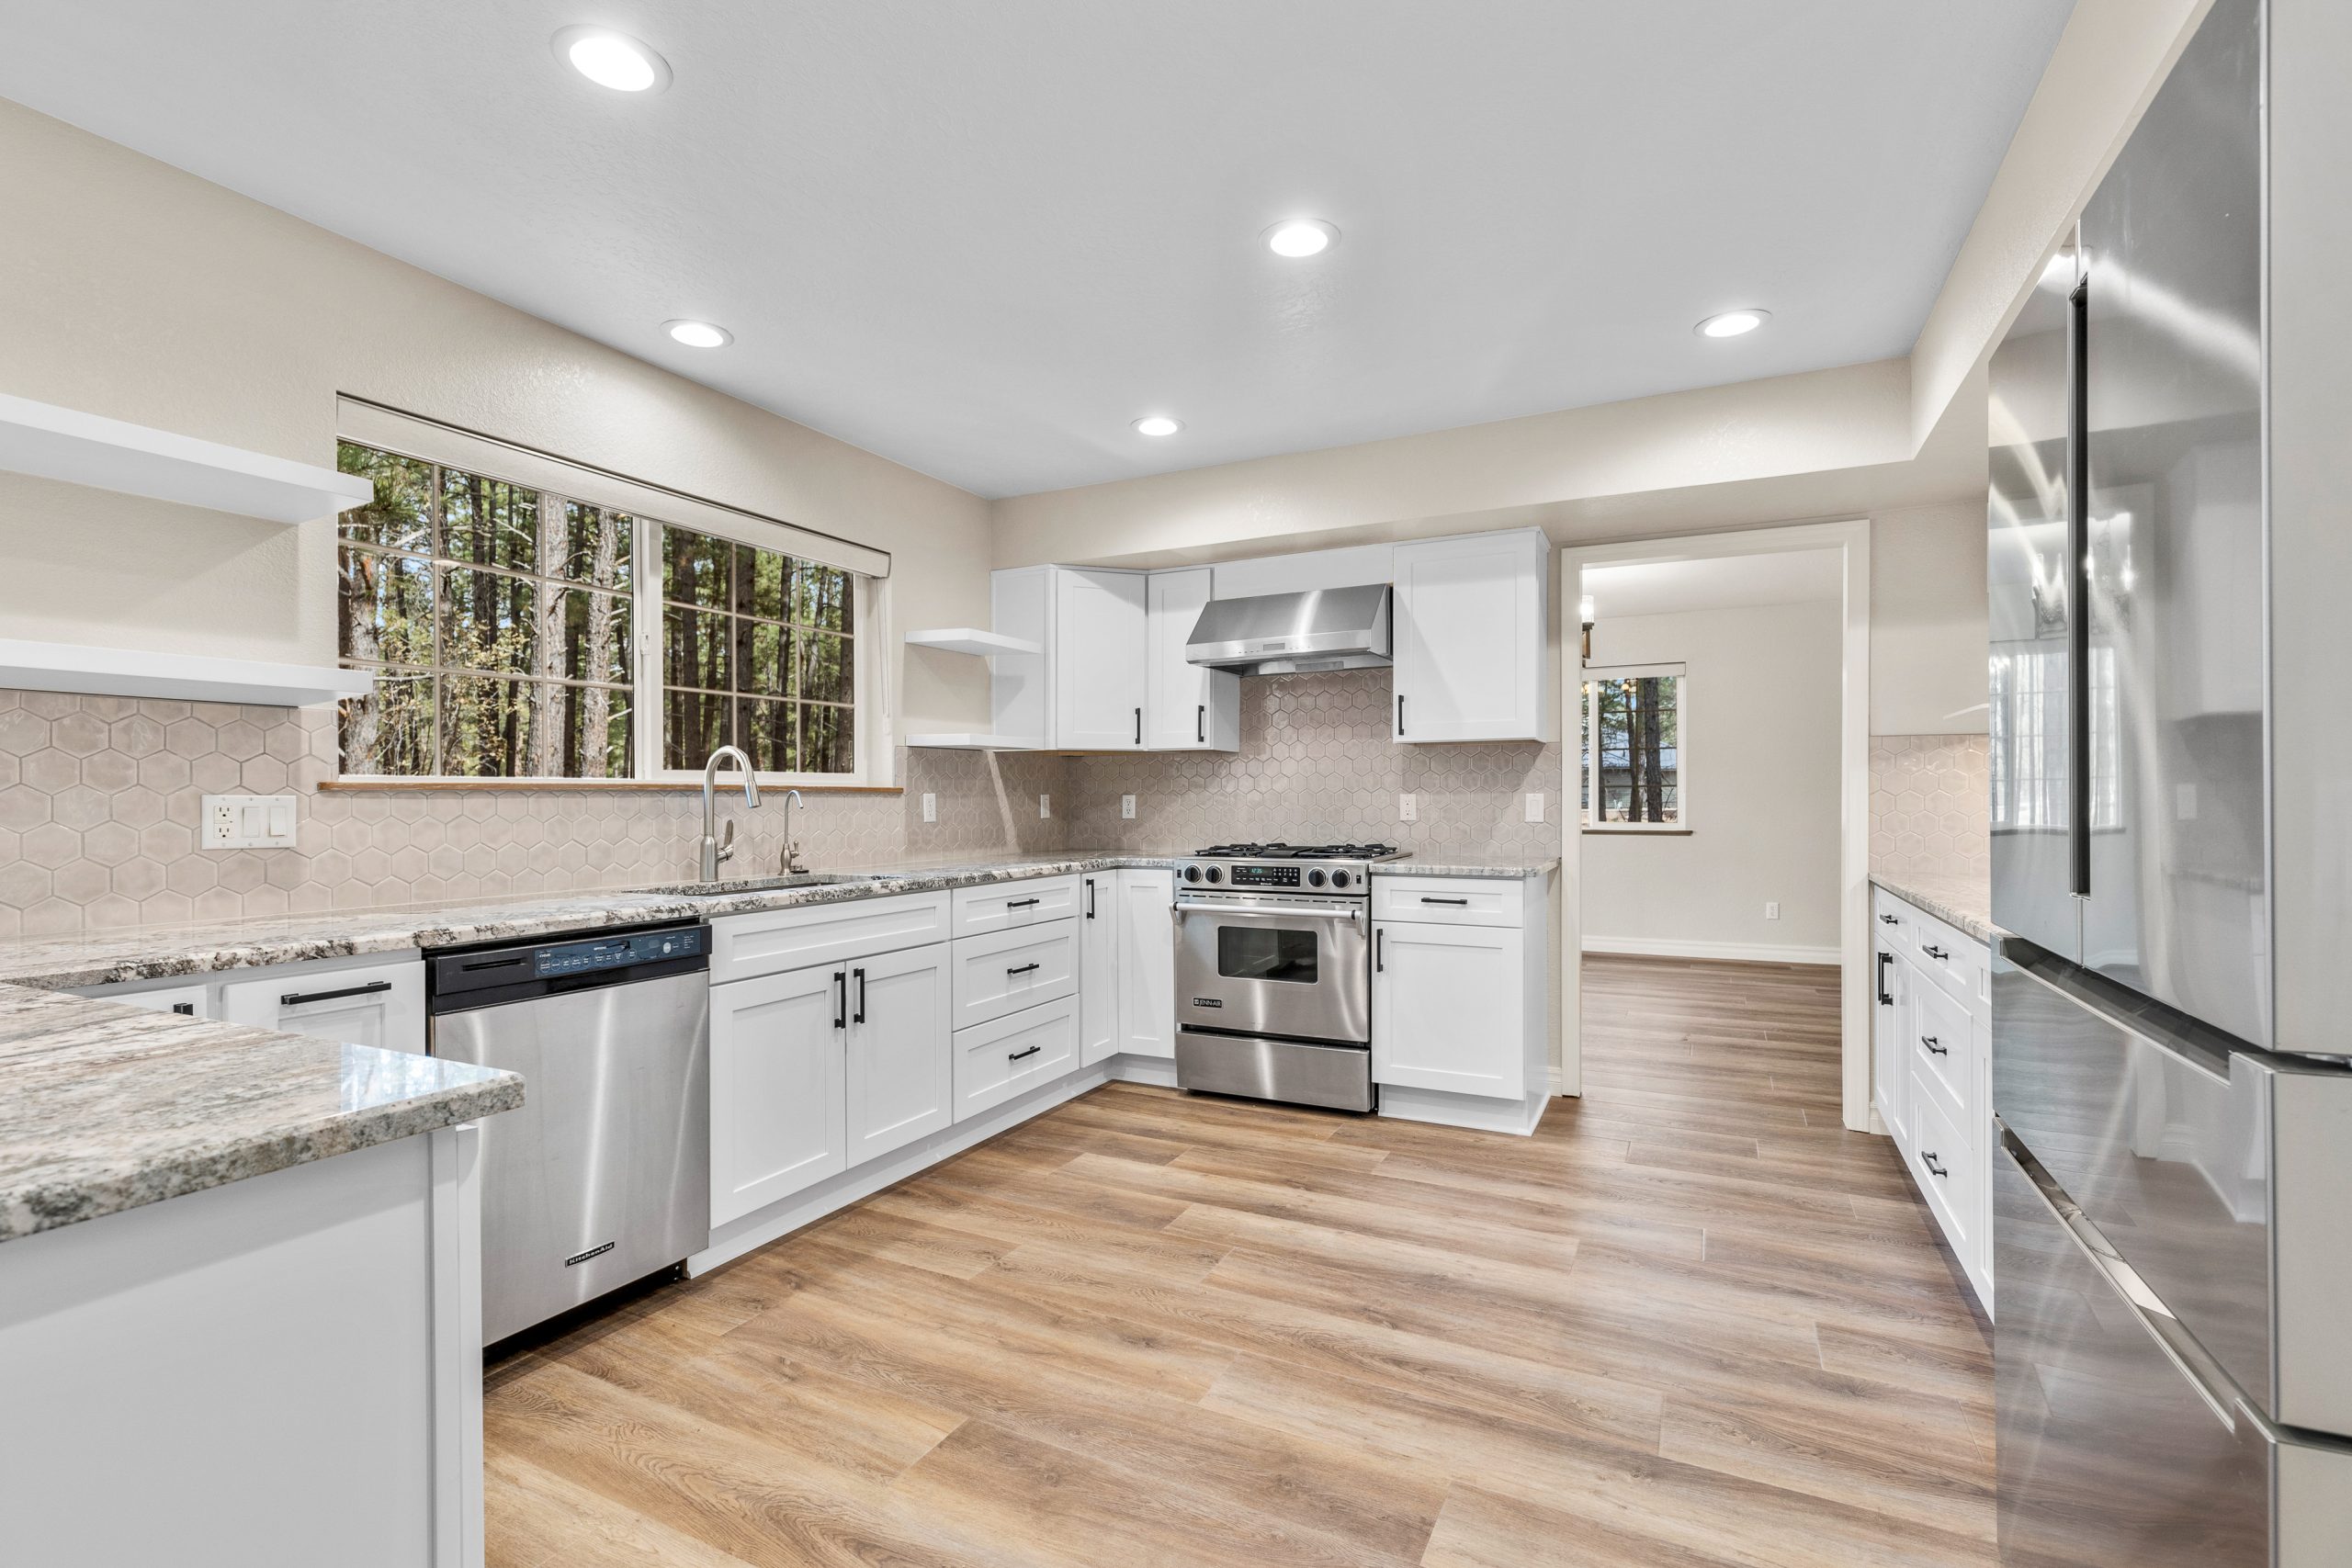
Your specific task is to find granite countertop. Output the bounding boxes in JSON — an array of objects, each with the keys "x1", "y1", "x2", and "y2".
[
  {"x1": 0, "y1": 986, "x2": 520, "y2": 1242},
  {"x1": 1870, "y1": 869, "x2": 1997, "y2": 945}
]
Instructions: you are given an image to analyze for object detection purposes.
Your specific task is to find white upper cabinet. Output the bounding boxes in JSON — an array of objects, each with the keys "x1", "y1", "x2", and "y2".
[
  {"x1": 1053, "y1": 568, "x2": 1148, "y2": 749},
  {"x1": 1145, "y1": 568, "x2": 1238, "y2": 750},
  {"x1": 1390, "y1": 528, "x2": 1555, "y2": 743}
]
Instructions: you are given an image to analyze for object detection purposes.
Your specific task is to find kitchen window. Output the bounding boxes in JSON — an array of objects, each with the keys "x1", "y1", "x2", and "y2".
[
  {"x1": 1580, "y1": 663, "x2": 1685, "y2": 829},
  {"x1": 334, "y1": 428, "x2": 880, "y2": 784}
]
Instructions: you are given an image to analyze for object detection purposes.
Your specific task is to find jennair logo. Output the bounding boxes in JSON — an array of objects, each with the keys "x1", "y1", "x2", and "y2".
[{"x1": 1191, "y1": 997, "x2": 1224, "y2": 1009}]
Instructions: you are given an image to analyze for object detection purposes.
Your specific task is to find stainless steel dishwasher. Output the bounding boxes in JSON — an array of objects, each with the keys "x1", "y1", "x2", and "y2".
[{"x1": 426, "y1": 920, "x2": 710, "y2": 1345}]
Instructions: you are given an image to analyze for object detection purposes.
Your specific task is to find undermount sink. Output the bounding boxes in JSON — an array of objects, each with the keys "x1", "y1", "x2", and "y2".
[{"x1": 641, "y1": 872, "x2": 909, "y2": 898}]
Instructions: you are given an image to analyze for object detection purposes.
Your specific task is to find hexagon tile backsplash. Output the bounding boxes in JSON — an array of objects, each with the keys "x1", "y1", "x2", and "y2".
[
  {"x1": 0, "y1": 689, "x2": 1069, "y2": 938},
  {"x1": 1869, "y1": 733, "x2": 1989, "y2": 883}
]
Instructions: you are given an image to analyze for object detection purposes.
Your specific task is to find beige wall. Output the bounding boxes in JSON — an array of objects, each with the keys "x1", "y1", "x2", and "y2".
[
  {"x1": 0, "y1": 98, "x2": 994, "y2": 738},
  {"x1": 1870, "y1": 502, "x2": 1989, "y2": 736},
  {"x1": 1581, "y1": 602, "x2": 1844, "y2": 958}
]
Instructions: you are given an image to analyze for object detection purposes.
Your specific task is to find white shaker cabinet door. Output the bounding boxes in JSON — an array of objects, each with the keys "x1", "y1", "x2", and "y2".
[
  {"x1": 1079, "y1": 872, "x2": 1120, "y2": 1066},
  {"x1": 1115, "y1": 868, "x2": 1175, "y2": 1058},
  {"x1": 843, "y1": 942, "x2": 954, "y2": 1167},
  {"x1": 708, "y1": 964, "x2": 847, "y2": 1225},
  {"x1": 1390, "y1": 530, "x2": 1553, "y2": 744},
  {"x1": 1145, "y1": 568, "x2": 1238, "y2": 750},
  {"x1": 1371, "y1": 919, "x2": 1524, "y2": 1099},
  {"x1": 1872, "y1": 942, "x2": 1911, "y2": 1144},
  {"x1": 1053, "y1": 568, "x2": 1148, "y2": 750}
]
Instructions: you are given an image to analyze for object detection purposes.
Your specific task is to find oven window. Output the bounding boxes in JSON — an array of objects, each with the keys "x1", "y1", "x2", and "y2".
[{"x1": 1217, "y1": 925, "x2": 1320, "y2": 984}]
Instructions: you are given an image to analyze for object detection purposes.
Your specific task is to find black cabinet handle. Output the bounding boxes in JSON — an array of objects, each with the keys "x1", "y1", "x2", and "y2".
[
  {"x1": 1196, "y1": 704, "x2": 1205, "y2": 744},
  {"x1": 172, "y1": 1001, "x2": 197, "y2": 1016},
  {"x1": 1085, "y1": 878, "x2": 1096, "y2": 919},
  {"x1": 1878, "y1": 913, "x2": 1898, "y2": 925},
  {"x1": 1923, "y1": 944, "x2": 1949, "y2": 962},
  {"x1": 1375, "y1": 929, "x2": 1385, "y2": 973},
  {"x1": 1876, "y1": 952, "x2": 1894, "y2": 1006},
  {"x1": 1006, "y1": 962, "x2": 1041, "y2": 976},
  {"x1": 1921, "y1": 1034, "x2": 1949, "y2": 1056},
  {"x1": 854, "y1": 966, "x2": 866, "y2": 1024},
  {"x1": 1006, "y1": 897, "x2": 1040, "y2": 909},
  {"x1": 1009, "y1": 1044, "x2": 1042, "y2": 1062},
  {"x1": 280, "y1": 979, "x2": 393, "y2": 1009},
  {"x1": 1396, "y1": 694, "x2": 1405, "y2": 735},
  {"x1": 1420, "y1": 897, "x2": 1469, "y2": 907},
  {"x1": 1922, "y1": 1152, "x2": 1949, "y2": 1178},
  {"x1": 832, "y1": 970, "x2": 846, "y2": 1031},
  {"x1": 1134, "y1": 706, "x2": 1142, "y2": 746}
]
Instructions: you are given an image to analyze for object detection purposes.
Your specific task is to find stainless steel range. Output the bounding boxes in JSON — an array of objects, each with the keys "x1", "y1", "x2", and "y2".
[{"x1": 1172, "y1": 842, "x2": 1407, "y2": 1112}]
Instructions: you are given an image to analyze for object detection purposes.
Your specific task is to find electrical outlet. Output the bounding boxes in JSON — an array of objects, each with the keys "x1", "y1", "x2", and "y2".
[
  {"x1": 1039, "y1": 793, "x2": 1052, "y2": 819},
  {"x1": 1524, "y1": 792, "x2": 1544, "y2": 823},
  {"x1": 1120, "y1": 794, "x2": 1136, "y2": 819},
  {"x1": 1765, "y1": 901, "x2": 1781, "y2": 920},
  {"x1": 921, "y1": 792, "x2": 937, "y2": 823},
  {"x1": 1398, "y1": 793, "x2": 1419, "y2": 822},
  {"x1": 201, "y1": 794, "x2": 297, "y2": 850}
]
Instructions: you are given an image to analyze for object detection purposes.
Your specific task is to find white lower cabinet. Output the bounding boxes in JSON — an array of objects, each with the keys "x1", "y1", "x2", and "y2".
[
  {"x1": 1079, "y1": 871, "x2": 1119, "y2": 1065},
  {"x1": 954, "y1": 995, "x2": 1080, "y2": 1122},
  {"x1": 1114, "y1": 868, "x2": 1175, "y2": 1058},
  {"x1": 708, "y1": 962, "x2": 849, "y2": 1226},
  {"x1": 844, "y1": 942, "x2": 955, "y2": 1166},
  {"x1": 1373, "y1": 920, "x2": 1523, "y2": 1098},
  {"x1": 950, "y1": 918, "x2": 1079, "y2": 1032},
  {"x1": 1871, "y1": 941, "x2": 1910, "y2": 1144},
  {"x1": 205, "y1": 955, "x2": 426, "y2": 1054}
]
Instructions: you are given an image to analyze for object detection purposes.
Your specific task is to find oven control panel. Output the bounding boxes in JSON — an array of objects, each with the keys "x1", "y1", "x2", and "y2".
[{"x1": 1230, "y1": 863, "x2": 1301, "y2": 887}]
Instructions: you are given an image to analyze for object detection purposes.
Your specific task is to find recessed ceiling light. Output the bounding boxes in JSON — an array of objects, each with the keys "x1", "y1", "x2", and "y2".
[
  {"x1": 1695, "y1": 309, "x2": 1770, "y2": 339},
  {"x1": 1133, "y1": 415, "x2": 1183, "y2": 437},
  {"x1": 1263, "y1": 219, "x2": 1340, "y2": 259},
  {"x1": 664, "y1": 320, "x2": 732, "y2": 348},
  {"x1": 552, "y1": 25, "x2": 672, "y2": 93}
]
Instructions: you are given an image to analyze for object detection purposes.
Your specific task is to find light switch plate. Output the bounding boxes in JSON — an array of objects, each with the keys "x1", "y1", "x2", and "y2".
[
  {"x1": 1524, "y1": 792, "x2": 1544, "y2": 822},
  {"x1": 1398, "y1": 793, "x2": 1418, "y2": 822},
  {"x1": 1765, "y1": 901, "x2": 1781, "y2": 920},
  {"x1": 1039, "y1": 794, "x2": 1052, "y2": 819},
  {"x1": 921, "y1": 792, "x2": 937, "y2": 823},
  {"x1": 1120, "y1": 794, "x2": 1136, "y2": 819},
  {"x1": 201, "y1": 794, "x2": 297, "y2": 850}
]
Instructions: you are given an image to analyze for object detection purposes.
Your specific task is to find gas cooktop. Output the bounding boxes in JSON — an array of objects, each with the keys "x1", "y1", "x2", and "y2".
[
  {"x1": 1179, "y1": 841, "x2": 1408, "y2": 892},
  {"x1": 1192, "y1": 842, "x2": 1408, "y2": 861}
]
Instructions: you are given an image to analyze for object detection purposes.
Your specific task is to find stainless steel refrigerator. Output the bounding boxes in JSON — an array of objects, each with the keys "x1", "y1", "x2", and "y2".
[{"x1": 1988, "y1": 0, "x2": 2352, "y2": 1562}]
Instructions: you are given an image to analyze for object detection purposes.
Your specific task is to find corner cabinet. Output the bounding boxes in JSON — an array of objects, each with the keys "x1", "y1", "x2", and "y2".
[
  {"x1": 1390, "y1": 528, "x2": 1555, "y2": 744},
  {"x1": 989, "y1": 565, "x2": 1238, "y2": 751}
]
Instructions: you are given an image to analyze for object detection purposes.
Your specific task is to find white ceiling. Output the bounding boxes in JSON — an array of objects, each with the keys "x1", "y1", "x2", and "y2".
[
  {"x1": 0, "y1": 2, "x2": 2075, "y2": 499},
  {"x1": 1583, "y1": 549, "x2": 1843, "y2": 620}
]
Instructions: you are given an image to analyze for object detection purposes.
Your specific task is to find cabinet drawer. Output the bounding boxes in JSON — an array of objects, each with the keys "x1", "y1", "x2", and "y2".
[
  {"x1": 953, "y1": 995, "x2": 1079, "y2": 1122},
  {"x1": 951, "y1": 875, "x2": 1080, "y2": 937},
  {"x1": 1371, "y1": 875, "x2": 1523, "y2": 928},
  {"x1": 72, "y1": 980, "x2": 209, "y2": 1019},
  {"x1": 219, "y1": 956, "x2": 424, "y2": 1054},
  {"x1": 1907, "y1": 1066, "x2": 1977, "y2": 1264},
  {"x1": 711, "y1": 891, "x2": 950, "y2": 984},
  {"x1": 1871, "y1": 889, "x2": 1915, "y2": 953},
  {"x1": 951, "y1": 919, "x2": 1079, "y2": 1031},
  {"x1": 1910, "y1": 914, "x2": 1986, "y2": 1009},
  {"x1": 1911, "y1": 975, "x2": 1974, "y2": 1122}
]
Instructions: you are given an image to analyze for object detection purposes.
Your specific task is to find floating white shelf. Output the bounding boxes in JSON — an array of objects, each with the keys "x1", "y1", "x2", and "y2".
[
  {"x1": 0, "y1": 638, "x2": 376, "y2": 708},
  {"x1": 0, "y1": 391, "x2": 375, "y2": 524},
  {"x1": 903, "y1": 627, "x2": 1043, "y2": 658},
  {"x1": 904, "y1": 733, "x2": 1044, "y2": 751}
]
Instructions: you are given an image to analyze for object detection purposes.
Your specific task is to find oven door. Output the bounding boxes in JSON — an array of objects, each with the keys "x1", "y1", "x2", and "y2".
[{"x1": 1174, "y1": 895, "x2": 1369, "y2": 1044}]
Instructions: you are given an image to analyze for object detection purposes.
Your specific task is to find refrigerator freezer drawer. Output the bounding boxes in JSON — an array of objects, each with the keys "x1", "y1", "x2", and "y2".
[{"x1": 1996, "y1": 1136, "x2": 2352, "y2": 1567}]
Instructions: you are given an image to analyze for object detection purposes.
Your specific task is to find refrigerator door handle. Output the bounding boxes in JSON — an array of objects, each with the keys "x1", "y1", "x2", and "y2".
[
  {"x1": 2066, "y1": 272, "x2": 2093, "y2": 901},
  {"x1": 2001, "y1": 937, "x2": 2233, "y2": 1087}
]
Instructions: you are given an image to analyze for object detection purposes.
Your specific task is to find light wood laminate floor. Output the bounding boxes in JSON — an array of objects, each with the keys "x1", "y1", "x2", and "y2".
[{"x1": 482, "y1": 953, "x2": 1996, "y2": 1567}]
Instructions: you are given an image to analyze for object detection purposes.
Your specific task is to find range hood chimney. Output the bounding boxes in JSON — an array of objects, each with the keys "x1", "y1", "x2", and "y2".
[{"x1": 1184, "y1": 584, "x2": 1392, "y2": 675}]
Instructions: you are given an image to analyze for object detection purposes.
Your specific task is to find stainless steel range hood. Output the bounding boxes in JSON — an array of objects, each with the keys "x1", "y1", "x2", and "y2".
[{"x1": 1184, "y1": 584, "x2": 1392, "y2": 675}]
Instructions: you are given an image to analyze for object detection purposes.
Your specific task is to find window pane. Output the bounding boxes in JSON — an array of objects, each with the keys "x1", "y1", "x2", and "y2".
[
  {"x1": 662, "y1": 527, "x2": 731, "y2": 608},
  {"x1": 1582, "y1": 672, "x2": 1681, "y2": 825},
  {"x1": 801, "y1": 703, "x2": 853, "y2": 774},
  {"x1": 662, "y1": 604, "x2": 732, "y2": 694},
  {"x1": 797, "y1": 631, "x2": 851, "y2": 706},
  {"x1": 338, "y1": 670, "x2": 435, "y2": 776},
  {"x1": 340, "y1": 547, "x2": 434, "y2": 667},
  {"x1": 440, "y1": 468, "x2": 540, "y2": 573},
  {"x1": 549, "y1": 587, "x2": 633, "y2": 686},
  {"x1": 745, "y1": 547, "x2": 789, "y2": 622},
  {"x1": 440, "y1": 674, "x2": 536, "y2": 777},
  {"x1": 440, "y1": 563, "x2": 539, "y2": 672},
  {"x1": 739, "y1": 696, "x2": 796, "y2": 773},
  {"x1": 794, "y1": 563, "x2": 854, "y2": 634},
  {"x1": 552, "y1": 682, "x2": 632, "y2": 779},
  {"x1": 662, "y1": 687, "x2": 730, "y2": 772},
  {"x1": 336, "y1": 444, "x2": 434, "y2": 553},
  {"x1": 555, "y1": 502, "x2": 632, "y2": 590}
]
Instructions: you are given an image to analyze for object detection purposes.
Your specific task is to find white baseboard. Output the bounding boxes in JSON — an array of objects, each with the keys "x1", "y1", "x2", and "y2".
[{"x1": 1581, "y1": 934, "x2": 1840, "y2": 966}]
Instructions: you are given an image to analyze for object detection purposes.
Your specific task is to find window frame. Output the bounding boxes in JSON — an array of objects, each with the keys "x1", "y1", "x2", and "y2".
[
  {"x1": 1579, "y1": 660, "x2": 1690, "y2": 833},
  {"x1": 331, "y1": 424, "x2": 892, "y2": 789}
]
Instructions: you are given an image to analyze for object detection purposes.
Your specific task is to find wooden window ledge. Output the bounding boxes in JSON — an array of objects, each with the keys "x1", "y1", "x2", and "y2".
[{"x1": 320, "y1": 778, "x2": 901, "y2": 795}]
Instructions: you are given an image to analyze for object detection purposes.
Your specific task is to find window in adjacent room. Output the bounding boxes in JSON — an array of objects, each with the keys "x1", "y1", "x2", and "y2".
[
  {"x1": 1580, "y1": 663, "x2": 1686, "y2": 829},
  {"x1": 334, "y1": 437, "x2": 869, "y2": 783}
]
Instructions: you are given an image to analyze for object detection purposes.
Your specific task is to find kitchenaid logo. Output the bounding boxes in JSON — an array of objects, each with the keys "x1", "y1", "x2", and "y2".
[
  {"x1": 564, "y1": 1241, "x2": 616, "y2": 1268},
  {"x1": 1191, "y1": 997, "x2": 1224, "y2": 1009}
]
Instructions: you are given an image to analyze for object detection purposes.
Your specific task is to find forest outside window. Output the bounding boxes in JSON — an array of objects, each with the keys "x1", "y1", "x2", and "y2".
[
  {"x1": 1581, "y1": 663, "x2": 1686, "y2": 829},
  {"x1": 335, "y1": 438, "x2": 865, "y2": 783}
]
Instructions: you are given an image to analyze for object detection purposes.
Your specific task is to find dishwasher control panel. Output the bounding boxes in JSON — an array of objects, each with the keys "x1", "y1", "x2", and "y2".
[{"x1": 534, "y1": 926, "x2": 706, "y2": 978}]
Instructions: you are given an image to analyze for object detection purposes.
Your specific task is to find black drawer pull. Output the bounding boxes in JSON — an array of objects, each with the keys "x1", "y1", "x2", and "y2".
[
  {"x1": 1923, "y1": 944, "x2": 1949, "y2": 961},
  {"x1": 1134, "y1": 706, "x2": 1142, "y2": 746},
  {"x1": 1006, "y1": 962, "x2": 1041, "y2": 976},
  {"x1": 832, "y1": 969, "x2": 847, "y2": 1031},
  {"x1": 1876, "y1": 952, "x2": 1894, "y2": 1006},
  {"x1": 280, "y1": 979, "x2": 393, "y2": 1009},
  {"x1": 1008, "y1": 1044, "x2": 1042, "y2": 1062},
  {"x1": 853, "y1": 966, "x2": 866, "y2": 1024},
  {"x1": 1006, "y1": 897, "x2": 1041, "y2": 909},
  {"x1": 1920, "y1": 1034, "x2": 1948, "y2": 1056},
  {"x1": 1196, "y1": 704, "x2": 1205, "y2": 744},
  {"x1": 1878, "y1": 913, "x2": 1899, "y2": 925},
  {"x1": 1922, "y1": 1152, "x2": 1949, "y2": 1178},
  {"x1": 1420, "y1": 897, "x2": 1470, "y2": 907}
]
